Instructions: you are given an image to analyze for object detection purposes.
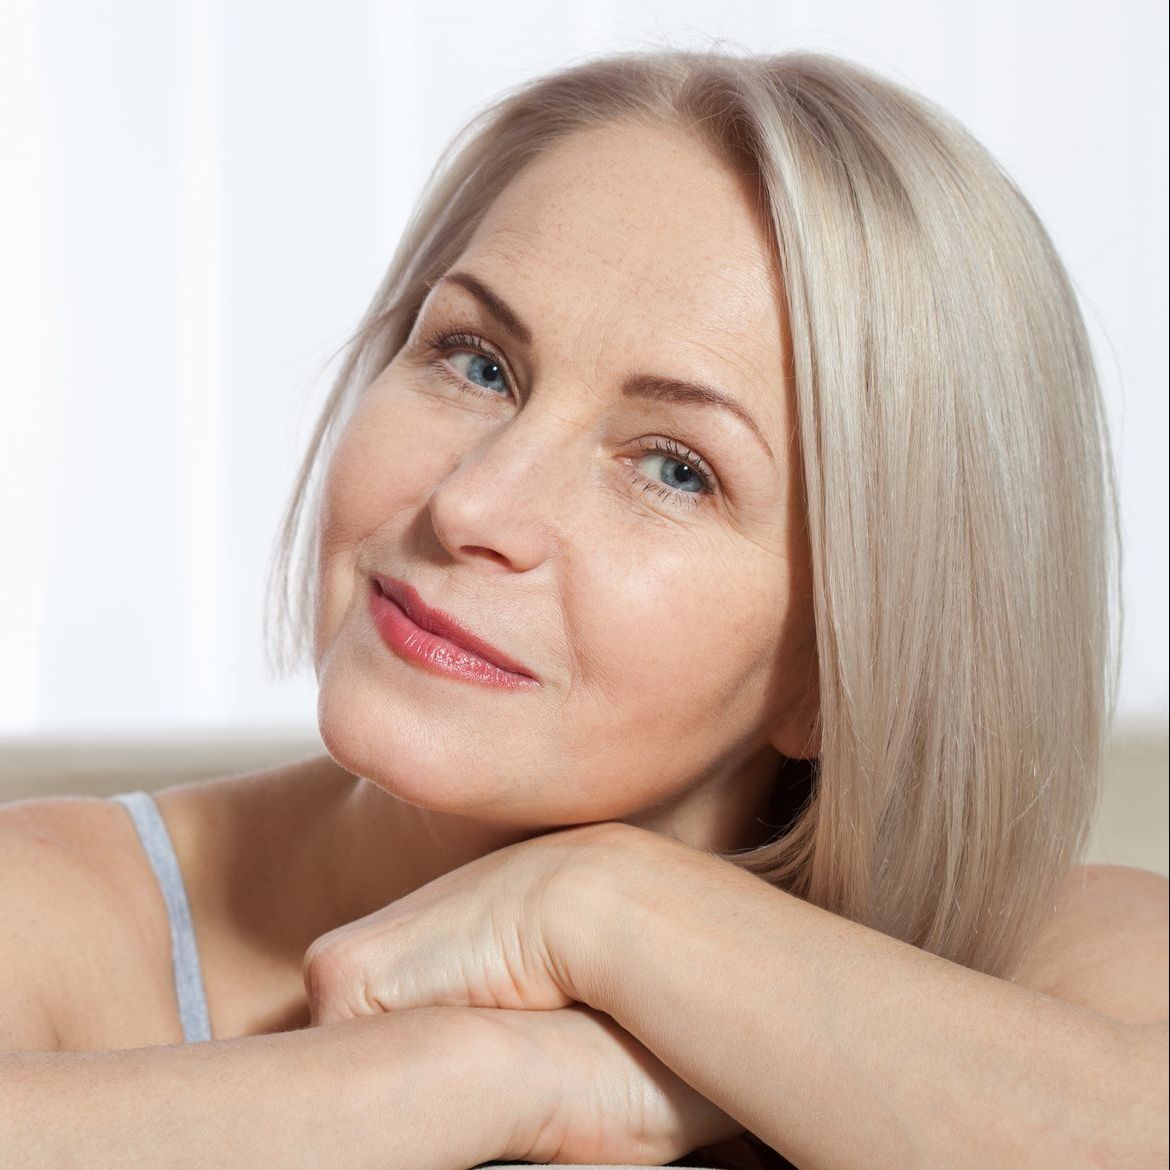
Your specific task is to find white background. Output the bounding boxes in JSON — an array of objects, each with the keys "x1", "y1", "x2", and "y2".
[{"x1": 0, "y1": 0, "x2": 1165, "y2": 736}]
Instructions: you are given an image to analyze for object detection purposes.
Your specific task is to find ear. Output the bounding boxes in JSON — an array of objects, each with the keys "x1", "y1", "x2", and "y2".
[
  {"x1": 770, "y1": 696, "x2": 820, "y2": 761},
  {"x1": 768, "y1": 583, "x2": 820, "y2": 761},
  {"x1": 767, "y1": 652, "x2": 820, "y2": 761}
]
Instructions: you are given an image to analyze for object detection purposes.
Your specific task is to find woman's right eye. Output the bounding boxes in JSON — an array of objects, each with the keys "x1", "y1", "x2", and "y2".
[
  {"x1": 420, "y1": 329, "x2": 514, "y2": 401},
  {"x1": 444, "y1": 349, "x2": 512, "y2": 397}
]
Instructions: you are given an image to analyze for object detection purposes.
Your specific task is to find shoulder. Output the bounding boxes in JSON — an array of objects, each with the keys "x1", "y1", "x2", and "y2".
[
  {"x1": 0, "y1": 795, "x2": 180, "y2": 1051},
  {"x1": 1010, "y1": 863, "x2": 1168, "y2": 1025}
]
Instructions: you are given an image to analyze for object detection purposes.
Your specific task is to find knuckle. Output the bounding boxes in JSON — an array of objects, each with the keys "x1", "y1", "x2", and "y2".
[{"x1": 303, "y1": 938, "x2": 372, "y2": 1022}]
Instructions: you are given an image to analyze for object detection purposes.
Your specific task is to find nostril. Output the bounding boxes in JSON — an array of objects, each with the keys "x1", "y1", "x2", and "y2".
[{"x1": 464, "y1": 545, "x2": 509, "y2": 566}]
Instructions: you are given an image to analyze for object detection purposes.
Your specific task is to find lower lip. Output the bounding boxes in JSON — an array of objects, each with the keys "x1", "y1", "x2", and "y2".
[{"x1": 368, "y1": 582, "x2": 538, "y2": 691}]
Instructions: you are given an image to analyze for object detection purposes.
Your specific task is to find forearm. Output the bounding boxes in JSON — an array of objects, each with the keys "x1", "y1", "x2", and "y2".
[
  {"x1": 566, "y1": 828, "x2": 1166, "y2": 1170},
  {"x1": 1, "y1": 1008, "x2": 523, "y2": 1170}
]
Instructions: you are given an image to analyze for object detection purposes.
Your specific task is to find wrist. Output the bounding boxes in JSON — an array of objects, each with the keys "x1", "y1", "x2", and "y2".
[
  {"x1": 468, "y1": 1006, "x2": 566, "y2": 1162},
  {"x1": 541, "y1": 820, "x2": 659, "y2": 1014},
  {"x1": 347, "y1": 1007, "x2": 542, "y2": 1168}
]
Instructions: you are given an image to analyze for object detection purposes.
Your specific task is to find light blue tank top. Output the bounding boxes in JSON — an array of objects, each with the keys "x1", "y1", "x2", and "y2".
[{"x1": 110, "y1": 791, "x2": 212, "y2": 1044}]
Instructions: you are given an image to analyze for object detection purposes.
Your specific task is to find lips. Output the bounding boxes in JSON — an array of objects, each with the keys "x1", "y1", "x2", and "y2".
[{"x1": 370, "y1": 573, "x2": 537, "y2": 681}]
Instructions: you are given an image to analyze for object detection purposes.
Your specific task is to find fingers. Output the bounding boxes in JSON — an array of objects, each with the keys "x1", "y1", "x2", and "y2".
[
  {"x1": 300, "y1": 827, "x2": 615, "y2": 1027},
  {"x1": 303, "y1": 935, "x2": 383, "y2": 1025}
]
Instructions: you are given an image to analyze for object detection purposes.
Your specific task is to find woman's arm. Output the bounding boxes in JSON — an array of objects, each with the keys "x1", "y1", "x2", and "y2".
[
  {"x1": 561, "y1": 825, "x2": 1168, "y2": 1170},
  {"x1": 0, "y1": 1008, "x2": 535, "y2": 1170},
  {"x1": 0, "y1": 801, "x2": 743, "y2": 1169},
  {"x1": 299, "y1": 820, "x2": 1167, "y2": 1168},
  {"x1": 1, "y1": 1002, "x2": 751, "y2": 1169}
]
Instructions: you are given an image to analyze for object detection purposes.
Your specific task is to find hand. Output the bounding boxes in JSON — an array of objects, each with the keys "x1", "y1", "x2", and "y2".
[
  {"x1": 302, "y1": 820, "x2": 644, "y2": 1023},
  {"x1": 493, "y1": 1003, "x2": 744, "y2": 1166},
  {"x1": 303, "y1": 824, "x2": 749, "y2": 1164}
]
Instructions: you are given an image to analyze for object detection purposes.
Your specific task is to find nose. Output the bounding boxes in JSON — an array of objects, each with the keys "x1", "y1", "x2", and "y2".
[{"x1": 426, "y1": 412, "x2": 571, "y2": 573}]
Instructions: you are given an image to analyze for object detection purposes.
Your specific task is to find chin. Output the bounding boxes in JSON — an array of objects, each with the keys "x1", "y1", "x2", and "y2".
[
  {"x1": 314, "y1": 640, "x2": 651, "y2": 831},
  {"x1": 315, "y1": 668, "x2": 543, "y2": 823}
]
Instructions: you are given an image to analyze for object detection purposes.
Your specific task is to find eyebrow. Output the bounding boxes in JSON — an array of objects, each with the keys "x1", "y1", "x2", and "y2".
[{"x1": 435, "y1": 269, "x2": 776, "y2": 462}]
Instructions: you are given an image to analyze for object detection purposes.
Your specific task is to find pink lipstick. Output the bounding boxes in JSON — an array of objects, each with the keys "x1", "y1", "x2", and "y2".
[{"x1": 368, "y1": 575, "x2": 539, "y2": 690}]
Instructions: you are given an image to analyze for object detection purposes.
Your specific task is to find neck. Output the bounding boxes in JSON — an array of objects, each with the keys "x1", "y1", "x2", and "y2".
[
  {"x1": 181, "y1": 748, "x2": 807, "y2": 1039},
  {"x1": 310, "y1": 744, "x2": 792, "y2": 931}
]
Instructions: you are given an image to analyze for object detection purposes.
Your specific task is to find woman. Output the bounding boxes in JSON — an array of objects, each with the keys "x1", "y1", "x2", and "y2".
[{"x1": 1, "y1": 47, "x2": 1165, "y2": 1169}]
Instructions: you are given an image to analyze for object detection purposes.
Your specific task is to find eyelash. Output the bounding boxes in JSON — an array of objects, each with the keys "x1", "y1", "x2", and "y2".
[{"x1": 416, "y1": 327, "x2": 718, "y2": 512}]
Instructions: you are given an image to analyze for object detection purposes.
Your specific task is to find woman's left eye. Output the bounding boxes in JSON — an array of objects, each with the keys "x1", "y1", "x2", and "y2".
[{"x1": 630, "y1": 440, "x2": 716, "y2": 511}]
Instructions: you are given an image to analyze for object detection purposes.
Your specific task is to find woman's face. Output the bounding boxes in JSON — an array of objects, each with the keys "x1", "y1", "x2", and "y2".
[{"x1": 313, "y1": 120, "x2": 818, "y2": 835}]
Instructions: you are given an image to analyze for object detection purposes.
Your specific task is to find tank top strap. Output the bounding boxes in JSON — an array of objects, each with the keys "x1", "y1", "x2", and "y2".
[{"x1": 110, "y1": 790, "x2": 212, "y2": 1044}]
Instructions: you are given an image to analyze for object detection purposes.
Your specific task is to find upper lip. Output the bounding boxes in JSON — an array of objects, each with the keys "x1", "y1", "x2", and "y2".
[{"x1": 372, "y1": 573, "x2": 537, "y2": 680}]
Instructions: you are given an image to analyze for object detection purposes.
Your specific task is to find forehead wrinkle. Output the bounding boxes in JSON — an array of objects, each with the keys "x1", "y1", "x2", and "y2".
[
  {"x1": 654, "y1": 250, "x2": 780, "y2": 325},
  {"x1": 675, "y1": 336, "x2": 787, "y2": 457},
  {"x1": 617, "y1": 281, "x2": 786, "y2": 421},
  {"x1": 468, "y1": 165, "x2": 775, "y2": 308}
]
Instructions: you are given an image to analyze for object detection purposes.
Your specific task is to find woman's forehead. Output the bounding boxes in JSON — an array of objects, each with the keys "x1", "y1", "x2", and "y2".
[
  {"x1": 446, "y1": 123, "x2": 789, "y2": 397},
  {"x1": 467, "y1": 122, "x2": 780, "y2": 311}
]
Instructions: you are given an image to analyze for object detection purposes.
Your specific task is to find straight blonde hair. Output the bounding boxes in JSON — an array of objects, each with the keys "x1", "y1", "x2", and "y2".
[{"x1": 264, "y1": 48, "x2": 1119, "y2": 980}]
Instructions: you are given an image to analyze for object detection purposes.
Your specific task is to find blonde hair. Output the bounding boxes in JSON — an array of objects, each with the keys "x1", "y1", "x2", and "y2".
[{"x1": 264, "y1": 48, "x2": 1119, "y2": 979}]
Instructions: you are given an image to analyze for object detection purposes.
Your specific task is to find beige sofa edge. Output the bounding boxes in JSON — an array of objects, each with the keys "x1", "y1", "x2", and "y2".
[{"x1": 0, "y1": 722, "x2": 1165, "y2": 876}]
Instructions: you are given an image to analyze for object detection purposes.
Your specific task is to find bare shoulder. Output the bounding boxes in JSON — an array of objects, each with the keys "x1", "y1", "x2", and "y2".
[
  {"x1": 1010, "y1": 863, "x2": 1169, "y2": 1026},
  {"x1": 0, "y1": 795, "x2": 180, "y2": 1052}
]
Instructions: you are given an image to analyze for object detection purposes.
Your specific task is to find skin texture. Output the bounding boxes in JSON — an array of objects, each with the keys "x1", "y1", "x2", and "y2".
[
  {"x1": 310, "y1": 119, "x2": 821, "y2": 903},
  {"x1": 301, "y1": 818, "x2": 1169, "y2": 1166},
  {"x1": 2, "y1": 117, "x2": 1164, "y2": 1170}
]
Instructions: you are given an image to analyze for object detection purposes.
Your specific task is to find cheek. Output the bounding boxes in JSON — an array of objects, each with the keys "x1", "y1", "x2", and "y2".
[
  {"x1": 571, "y1": 541, "x2": 777, "y2": 718},
  {"x1": 319, "y1": 395, "x2": 451, "y2": 540},
  {"x1": 313, "y1": 393, "x2": 461, "y2": 654},
  {"x1": 549, "y1": 547, "x2": 785, "y2": 813}
]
